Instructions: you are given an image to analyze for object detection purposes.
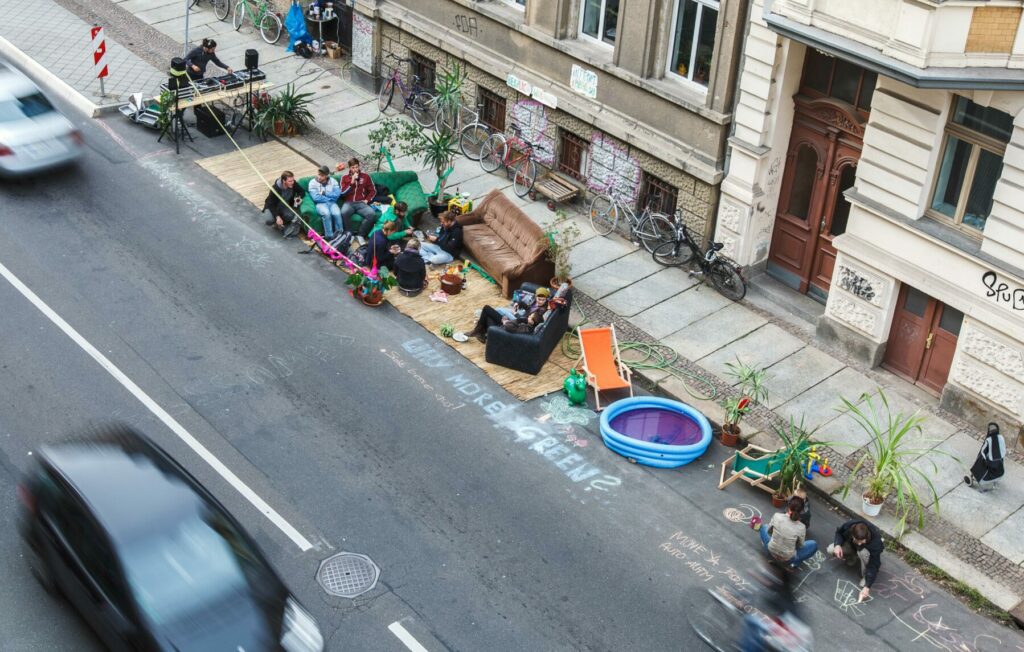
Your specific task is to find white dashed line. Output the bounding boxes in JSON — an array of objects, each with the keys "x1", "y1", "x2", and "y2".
[{"x1": 388, "y1": 621, "x2": 430, "y2": 652}]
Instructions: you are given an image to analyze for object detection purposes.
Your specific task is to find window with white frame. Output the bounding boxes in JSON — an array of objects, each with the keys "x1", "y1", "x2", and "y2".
[
  {"x1": 929, "y1": 96, "x2": 1012, "y2": 235},
  {"x1": 668, "y1": 0, "x2": 719, "y2": 88},
  {"x1": 581, "y1": 0, "x2": 619, "y2": 46}
]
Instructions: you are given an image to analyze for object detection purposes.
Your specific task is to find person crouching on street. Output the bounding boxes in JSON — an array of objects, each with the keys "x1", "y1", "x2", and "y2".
[
  {"x1": 828, "y1": 519, "x2": 883, "y2": 602},
  {"x1": 263, "y1": 171, "x2": 305, "y2": 233},
  {"x1": 752, "y1": 495, "x2": 818, "y2": 570}
]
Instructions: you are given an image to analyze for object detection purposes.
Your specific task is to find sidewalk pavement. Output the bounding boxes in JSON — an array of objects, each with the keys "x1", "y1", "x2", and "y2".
[{"x1": 18, "y1": 0, "x2": 1024, "y2": 623}]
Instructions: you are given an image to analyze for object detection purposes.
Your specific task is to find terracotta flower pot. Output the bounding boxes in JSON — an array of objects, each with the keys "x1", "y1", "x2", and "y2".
[
  {"x1": 550, "y1": 277, "x2": 572, "y2": 290},
  {"x1": 720, "y1": 424, "x2": 740, "y2": 447},
  {"x1": 771, "y1": 493, "x2": 788, "y2": 509}
]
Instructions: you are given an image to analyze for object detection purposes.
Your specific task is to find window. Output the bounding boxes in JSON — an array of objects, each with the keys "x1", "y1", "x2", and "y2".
[
  {"x1": 410, "y1": 52, "x2": 436, "y2": 92},
  {"x1": 929, "y1": 96, "x2": 1012, "y2": 234},
  {"x1": 668, "y1": 0, "x2": 718, "y2": 88},
  {"x1": 800, "y1": 49, "x2": 877, "y2": 115},
  {"x1": 581, "y1": 0, "x2": 619, "y2": 46},
  {"x1": 558, "y1": 130, "x2": 590, "y2": 180},
  {"x1": 479, "y1": 87, "x2": 506, "y2": 134},
  {"x1": 638, "y1": 171, "x2": 678, "y2": 215}
]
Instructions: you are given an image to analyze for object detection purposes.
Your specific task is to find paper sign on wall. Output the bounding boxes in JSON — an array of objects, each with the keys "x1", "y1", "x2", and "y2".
[
  {"x1": 570, "y1": 64, "x2": 598, "y2": 98},
  {"x1": 506, "y1": 73, "x2": 532, "y2": 95},
  {"x1": 531, "y1": 87, "x2": 558, "y2": 109}
]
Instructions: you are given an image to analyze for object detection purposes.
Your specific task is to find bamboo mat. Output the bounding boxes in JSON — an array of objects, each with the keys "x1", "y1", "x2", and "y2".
[
  {"x1": 196, "y1": 141, "x2": 318, "y2": 209},
  {"x1": 387, "y1": 272, "x2": 579, "y2": 401}
]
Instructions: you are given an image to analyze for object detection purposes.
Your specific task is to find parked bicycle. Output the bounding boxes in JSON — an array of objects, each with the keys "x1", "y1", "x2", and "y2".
[
  {"x1": 377, "y1": 55, "x2": 437, "y2": 128},
  {"x1": 478, "y1": 124, "x2": 543, "y2": 197},
  {"x1": 588, "y1": 191, "x2": 675, "y2": 253},
  {"x1": 190, "y1": 0, "x2": 231, "y2": 20},
  {"x1": 232, "y1": 0, "x2": 282, "y2": 44},
  {"x1": 652, "y1": 219, "x2": 747, "y2": 301},
  {"x1": 456, "y1": 102, "x2": 491, "y2": 161}
]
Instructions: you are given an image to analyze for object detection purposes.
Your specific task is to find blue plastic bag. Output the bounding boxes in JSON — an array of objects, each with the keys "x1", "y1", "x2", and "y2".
[{"x1": 285, "y1": 1, "x2": 312, "y2": 52}]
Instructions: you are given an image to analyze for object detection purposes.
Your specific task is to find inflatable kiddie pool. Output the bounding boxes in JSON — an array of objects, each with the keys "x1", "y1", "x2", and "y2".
[{"x1": 600, "y1": 396, "x2": 712, "y2": 468}]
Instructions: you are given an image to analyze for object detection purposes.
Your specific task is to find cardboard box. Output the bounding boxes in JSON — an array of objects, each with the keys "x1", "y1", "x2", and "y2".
[{"x1": 325, "y1": 41, "x2": 341, "y2": 59}]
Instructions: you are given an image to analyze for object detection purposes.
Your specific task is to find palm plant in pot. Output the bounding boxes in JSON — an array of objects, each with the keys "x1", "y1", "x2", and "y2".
[
  {"x1": 541, "y1": 209, "x2": 582, "y2": 288},
  {"x1": 719, "y1": 358, "x2": 769, "y2": 445},
  {"x1": 254, "y1": 83, "x2": 315, "y2": 139},
  {"x1": 419, "y1": 129, "x2": 459, "y2": 216},
  {"x1": 838, "y1": 389, "x2": 955, "y2": 534},
  {"x1": 432, "y1": 62, "x2": 466, "y2": 134},
  {"x1": 771, "y1": 417, "x2": 819, "y2": 508},
  {"x1": 345, "y1": 266, "x2": 398, "y2": 306}
]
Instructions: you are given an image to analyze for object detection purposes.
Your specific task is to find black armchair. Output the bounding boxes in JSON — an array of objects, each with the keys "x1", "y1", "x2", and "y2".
[{"x1": 485, "y1": 282, "x2": 573, "y2": 375}]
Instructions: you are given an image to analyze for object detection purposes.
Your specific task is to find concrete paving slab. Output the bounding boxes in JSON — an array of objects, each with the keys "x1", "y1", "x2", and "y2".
[
  {"x1": 568, "y1": 234, "x2": 634, "y2": 278},
  {"x1": 699, "y1": 324, "x2": 806, "y2": 384},
  {"x1": 447, "y1": 155, "x2": 491, "y2": 186},
  {"x1": 121, "y1": 0, "x2": 181, "y2": 12},
  {"x1": 908, "y1": 431, "x2": 980, "y2": 507},
  {"x1": 136, "y1": 2, "x2": 191, "y2": 24},
  {"x1": 900, "y1": 532, "x2": 1023, "y2": 610},
  {"x1": 981, "y1": 507, "x2": 1024, "y2": 564},
  {"x1": 602, "y1": 269, "x2": 690, "y2": 318},
  {"x1": 573, "y1": 249, "x2": 664, "y2": 300},
  {"x1": 814, "y1": 409, "x2": 873, "y2": 452},
  {"x1": 455, "y1": 172, "x2": 510, "y2": 203},
  {"x1": 661, "y1": 300, "x2": 767, "y2": 361},
  {"x1": 764, "y1": 346, "x2": 846, "y2": 409},
  {"x1": 870, "y1": 386, "x2": 960, "y2": 451},
  {"x1": 936, "y1": 458, "x2": 1024, "y2": 537},
  {"x1": 325, "y1": 105, "x2": 378, "y2": 135},
  {"x1": 776, "y1": 367, "x2": 879, "y2": 430}
]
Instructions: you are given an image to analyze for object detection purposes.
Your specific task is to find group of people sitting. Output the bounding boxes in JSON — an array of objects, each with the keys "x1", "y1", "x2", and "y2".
[{"x1": 262, "y1": 158, "x2": 465, "y2": 296}]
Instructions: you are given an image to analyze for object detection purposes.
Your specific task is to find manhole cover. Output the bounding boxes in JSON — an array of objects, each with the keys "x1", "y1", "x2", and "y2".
[{"x1": 316, "y1": 552, "x2": 380, "y2": 598}]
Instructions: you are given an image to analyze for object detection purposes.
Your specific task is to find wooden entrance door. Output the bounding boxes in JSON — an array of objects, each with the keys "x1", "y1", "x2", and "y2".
[
  {"x1": 808, "y1": 155, "x2": 857, "y2": 301},
  {"x1": 882, "y1": 285, "x2": 964, "y2": 394}
]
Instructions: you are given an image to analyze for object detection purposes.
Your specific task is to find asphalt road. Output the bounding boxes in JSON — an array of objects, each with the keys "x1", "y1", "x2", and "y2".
[{"x1": 0, "y1": 93, "x2": 1021, "y2": 652}]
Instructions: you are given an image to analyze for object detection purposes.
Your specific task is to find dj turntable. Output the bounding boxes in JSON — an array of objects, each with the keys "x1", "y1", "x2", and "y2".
[{"x1": 234, "y1": 69, "x2": 267, "y2": 83}]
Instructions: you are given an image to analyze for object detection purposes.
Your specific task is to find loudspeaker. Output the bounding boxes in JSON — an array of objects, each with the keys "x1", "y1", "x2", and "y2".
[
  {"x1": 195, "y1": 105, "x2": 226, "y2": 138},
  {"x1": 245, "y1": 49, "x2": 258, "y2": 71},
  {"x1": 170, "y1": 57, "x2": 186, "y2": 73}
]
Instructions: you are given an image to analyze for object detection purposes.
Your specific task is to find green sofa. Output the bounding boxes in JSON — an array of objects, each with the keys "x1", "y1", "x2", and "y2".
[{"x1": 296, "y1": 170, "x2": 429, "y2": 236}]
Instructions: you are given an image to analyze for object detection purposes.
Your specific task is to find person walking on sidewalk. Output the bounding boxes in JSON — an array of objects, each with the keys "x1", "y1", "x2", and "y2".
[
  {"x1": 337, "y1": 159, "x2": 378, "y2": 240},
  {"x1": 309, "y1": 166, "x2": 343, "y2": 239},
  {"x1": 828, "y1": 519, "x2": 883, "y2": 602},
  {"x1": 751, "y1": 496, "x2": 818, "y2": 570},
  {"x1": 185, "y1": 38, "x2": 233, "y2": 80}
]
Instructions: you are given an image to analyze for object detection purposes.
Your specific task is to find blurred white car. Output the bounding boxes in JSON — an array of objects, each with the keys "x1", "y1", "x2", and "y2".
[{"x1": 0, "y1": 61, "x2": 84, "y2": 176}]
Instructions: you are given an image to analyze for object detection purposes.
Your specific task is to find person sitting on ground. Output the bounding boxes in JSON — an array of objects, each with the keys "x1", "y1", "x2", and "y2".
[
  {"x1": 366, "y1": 220, "x2": 400, "y2": 271},
  {"x1": 336, "y1": 158, "x2": 378, "y2": 240},
  {"x1": 420, "y1": 210, "x2": 463, "y2": 265},
  {"x1": 262, "y1": 171, "x2": 305, "y2": 233},
  {"x1": 753, "y1": 495, "x2": 818, "y2": 569},
  {"x1": 185, "y1": 38, "x2": 233, "y2": 81},
  {"x1": 309, "y1": 165, "x2": 343, "y2": 239},
  {"x1": 375, "y1": 201, "x2": 413, "y2": 242},
  {"x1": 464, "y1": 287, "x2": 550, "y2": 343},
  {"x1": 828, "y1": 519, "x2": 883, "y2": 602},
  {"x1": 793, "y1": 485, "x2": 811, "y2": 531},
  {"x1": 394, "y1": 239, "x2": 427, "y2": 296}
]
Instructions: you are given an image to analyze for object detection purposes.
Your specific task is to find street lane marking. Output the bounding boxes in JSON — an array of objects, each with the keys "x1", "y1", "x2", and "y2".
[
  {"x1": 0, "y1": 260, "x2": 314, "y2": 552},
  {"x1": 388, "y1": 622, "x2": 430, "y2": 652}
]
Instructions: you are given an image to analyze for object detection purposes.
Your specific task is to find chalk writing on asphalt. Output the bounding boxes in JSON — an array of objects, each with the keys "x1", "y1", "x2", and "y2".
[
  {"x1": 873, "y1": 570, "x2": 927, "y2": 603},
  {"x1": 834, "y1": 579, "x2": 871, "y2": 617},
  {"x1": 722, "y1": 503, "x2": 762, "y2": 524},
  {"x1": 658, "y1": 531, "x2": 752, "y2": 592},
  {"x1": 890, "y1": 605, "x2": 1004, "y2": 652}
]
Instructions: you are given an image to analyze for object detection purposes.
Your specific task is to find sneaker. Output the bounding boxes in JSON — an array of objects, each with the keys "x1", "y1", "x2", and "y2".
[
  {"x1": 355, "y1": 236, "x2": 367, "y2": 246},
  {"x1": 749, "y1": 516, "x2": 763, "y2": 531}
]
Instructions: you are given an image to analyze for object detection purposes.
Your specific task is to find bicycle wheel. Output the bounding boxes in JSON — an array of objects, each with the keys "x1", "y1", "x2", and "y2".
[
  {"x1": 589, "y1": 194, "x2": 618, "y2": 236},
  {"x1": 459, "y1": 123, "x2": 489, "y2": 161},
  {"x1": 232, "y1": 0, "x2": 245, "y2": 29},
  {"x1": 512, "y1": 159, "x2": 537, "y2": 198},
  {"x1": 259, "y1": 11, "x2": 282, "y2": 44},
  {"x1": 213, "y1": 0, "x2": 230, "y2": 20},
  {"x1": 479, "y1": 134, "x2": 507, "y2": 173},
  {"x1": 636, "y1": 213, "x2": 675, "y2": 253},
  {"x1": 652, "y1": 239, "x2": 694, "y2": 267},
  {"x1": 434, "y1": 103, "x2": 456, "y2": 134},
  {"x1": 377, "y1": 79, "x2": 394, "y2": 113},
  {"x1": 410, "y1": 92, "x2": 436, "y2": 128},
  {"x1": 710, "y1": 259, "x2": 747, "y2": 301}
]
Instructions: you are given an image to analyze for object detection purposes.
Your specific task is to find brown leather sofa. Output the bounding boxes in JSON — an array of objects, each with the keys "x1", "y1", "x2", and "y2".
[{"x1": 458, "y1": 189, "x2": 554, "y2": 298}]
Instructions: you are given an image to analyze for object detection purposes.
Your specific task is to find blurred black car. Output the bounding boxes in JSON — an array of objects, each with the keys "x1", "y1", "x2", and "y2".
[{"x1": 18, "y1": 425, "x2": 323, "y2": 652}]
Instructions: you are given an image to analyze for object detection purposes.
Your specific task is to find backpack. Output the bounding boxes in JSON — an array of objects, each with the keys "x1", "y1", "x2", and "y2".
[
  {"x1": 350, "y1": 243, "x2": 370, "y2": 266},
  {"x1": 327, "y1": 231, "x2": 353, "y2": 255}
]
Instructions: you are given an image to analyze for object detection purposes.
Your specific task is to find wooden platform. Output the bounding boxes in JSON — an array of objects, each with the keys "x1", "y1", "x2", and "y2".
[
  {"x1": 196, "y1": 140, "x2": 318, "y2": 209},
  {"x1": 387, "y1": 273, "x2": 578, "y2": 401}
]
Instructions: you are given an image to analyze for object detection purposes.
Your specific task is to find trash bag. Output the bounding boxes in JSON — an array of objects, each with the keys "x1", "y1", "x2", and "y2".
[{"x1": 285, "y1": 1, "x2": 312, "y2": 53}]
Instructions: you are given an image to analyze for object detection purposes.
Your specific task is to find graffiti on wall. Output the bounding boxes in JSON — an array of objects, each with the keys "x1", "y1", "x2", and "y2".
[
  {"x1": 453, "y1": 15, "x2": 480, "y2": 38},
  {"x1": 586, "y1": 132, "x2": 641, "y2": 204},
  {"x1": 510, "y1": 99, "x2": 555, "y2": 166},
  {"x1": 352, "y1": 13, "x2": 373, "y2": 73}
]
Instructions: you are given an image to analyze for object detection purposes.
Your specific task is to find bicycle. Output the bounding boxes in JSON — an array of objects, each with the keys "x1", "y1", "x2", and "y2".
[
  {"x1": 190, "y1": 0, "x2": 231, "y2": 20},
  {"x1": 232, "y1": 0, "x2": 282, "y2": 44},
  {"x1": 377, "y1": 54, "x2": 436, "y2": 128},
  {"x1": 588, "y1": 191, "x2": 676, "y2": 253},
  {"x1": 478, "y1": 124, "x2": 543, "y2": 198},
  {"x1": 651, "y1": 219, "x2": 747, "y2": 301},
  {"x1": 456, "y1": 103, "x2": 491, "y2": 161}
]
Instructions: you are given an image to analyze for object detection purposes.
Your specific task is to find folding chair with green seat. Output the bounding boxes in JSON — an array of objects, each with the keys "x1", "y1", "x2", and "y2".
[{"x1": 717, "y1": 444, "x2": 786, "y2": 495}]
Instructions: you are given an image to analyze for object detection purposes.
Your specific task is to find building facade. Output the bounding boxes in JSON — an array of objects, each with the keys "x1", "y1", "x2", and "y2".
[
  {"x1": 344, "y1": 0, "x2": 749, "y2": 242},
  {"x1": 716, "y1": 0, "x2": 1024, "y2": 428}
]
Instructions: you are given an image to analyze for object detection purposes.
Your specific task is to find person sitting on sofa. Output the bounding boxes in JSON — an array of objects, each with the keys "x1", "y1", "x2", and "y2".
[
  {"x1": 420, "y1": 210, "x2": 463, "y2": 265},
  {"x1": 309, "y1": 165, "x2": 343, "y2": 239},
  {"x1": 263, "y1": 170, "x2": 305, "y2": 234},
  {"x1": 464, "y1": 286, "x2": 549, "y2": 343},
  {"x1": 376, "y1": 201, "x2": 413, "y2": 241},
  {"x1": 365, "y1": 220, "x2": 401, "y2": 271},
  {"x1": 336, "y1": 158, "x2": 379, "y2": 241},
  {"x1": 395, "y1": 239, "x2": 427, "y2": 297}
]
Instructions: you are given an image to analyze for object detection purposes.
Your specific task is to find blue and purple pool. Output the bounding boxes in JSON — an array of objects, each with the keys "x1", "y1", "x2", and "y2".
[{"x1": 600, "y1": 397, "x2": 712, "y2": 468}]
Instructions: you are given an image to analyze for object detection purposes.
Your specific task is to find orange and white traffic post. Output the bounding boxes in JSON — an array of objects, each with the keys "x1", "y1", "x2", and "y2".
[{"x1": 91, "y1": 25, "x2": 109, "y2": 97}]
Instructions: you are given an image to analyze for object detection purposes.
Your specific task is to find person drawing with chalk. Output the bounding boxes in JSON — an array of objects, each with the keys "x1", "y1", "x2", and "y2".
[{"x1": 828, "y1": 519, "x2": 883, "y2": 603}]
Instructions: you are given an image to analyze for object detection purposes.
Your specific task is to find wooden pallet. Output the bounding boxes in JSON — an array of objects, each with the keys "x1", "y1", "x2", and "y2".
[{"x1": 534, "y1": 172, "x2": 580, "y2": 203}]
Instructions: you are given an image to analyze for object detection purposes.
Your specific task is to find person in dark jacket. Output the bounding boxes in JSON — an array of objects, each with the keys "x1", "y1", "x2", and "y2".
[
  {"x1": 828, "y1": 519, "x2": 883, "y2": 601},
  {"x1": 420, "y1": 211, "x2": 463, "y2": 264},
  {"x1": 395, "y1": 239, "x2": 427, "y2": 296},
  {"x1": 366, "y1": 220, "x2": 400, "y2": 270},
  {"x1": 185, "y1": 38, "x2": 233, "y2": 80},
  {"x1": 464, "y1": 287, "x2": 549, "y2": 343},
  {"x1": 263, "y1": 171, "x2": 305, "y2": 232}
]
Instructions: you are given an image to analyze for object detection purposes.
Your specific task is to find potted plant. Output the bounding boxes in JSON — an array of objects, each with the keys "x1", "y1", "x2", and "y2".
[
  {"x1": 367, "y1": 116, "x2": 427, "y2": 171},
  {"x1": 155, "y1": 89, "x2": 174, "y2": 135},
  {"x1": 419, "y1": 129, "x2": 459, "y2": 216},
  {"x1": 541, "y1": 209, "x2": 582, "y2": 288},
  {"x1": 839, "y1": 389, "x2": 955, "y2": 534},
  {"x1": 255, "y1": 83, "x2": 315, "y2": 138},
  {"x1": 720, "y1": 397, "x2": 750, "y2": 446},
  {"x1": 432, "y1": 61, "x2": 466, "y2": 134},
  {"x1": 771, "y1": 417, "x2": 819, "y2": 508},
  {"x1": 724, "y1": 357, "x2": 769, "y2": 405},
  {"x1": 345, "y1": 266, "x2": 397, "y2": 306}
]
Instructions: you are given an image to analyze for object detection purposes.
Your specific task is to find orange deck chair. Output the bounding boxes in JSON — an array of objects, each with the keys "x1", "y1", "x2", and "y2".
[{"x1": 577, "y1": 325, "x2": 633, "y2": 411}]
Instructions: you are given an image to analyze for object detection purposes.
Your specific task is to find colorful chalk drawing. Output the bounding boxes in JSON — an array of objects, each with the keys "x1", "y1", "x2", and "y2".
[
  {"x1": 890, "y1": 605, "x2": 1004, "y2": 652},
  {"x1": 352, "y1": 13, "x2": 373, "y2": 73},
  {"x1": 539, "y1": 394, "x2": 593, "y2": 426},
  {"x1": 722, "y1": 503, "x2": 762, "y2": 524},
  {"x1": 563, "y1": 430, "x2": 590, "y2": 448},
  {"x1": 659, "y1": 531, "x2": 749, "y2": 593},
  {"x1": 873, "y1": 571, "x2": 927, "y2": 603},
  {"x1": 586, "y1": 132, "x2": 641, "y2": 204},
  {"x1": 509, "y1": 99, "x2": 555, "y2": 166},
  {"x1": 834, "y1": 578, "x2": 871, "y2": 617}
]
